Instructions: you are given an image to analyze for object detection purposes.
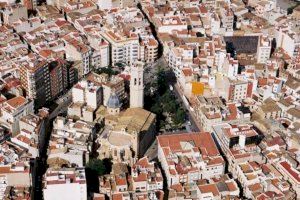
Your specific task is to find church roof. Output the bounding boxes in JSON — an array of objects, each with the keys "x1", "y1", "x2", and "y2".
[
  {"x1": 113, "y1": 108, "x2": 156, "y2": 135},
  {"x1": 107, "y1": 92, "x2": 121, "y2": 109}
]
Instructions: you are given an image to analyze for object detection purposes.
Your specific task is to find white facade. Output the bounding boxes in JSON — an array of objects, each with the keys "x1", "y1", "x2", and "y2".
[
  {"x1": 97, "y1": 0, "x2": 112, "y2": 9},
  {"x1": 222, "y1": 57, "x2": 238, "y2": 78},
  {"x1": 130, "y1": 61, "x2": 144, "y2": 108},
  {"x1": 72, "y1": 86, "x2": 85, "y2": 103},
  {"x1": 43, "y1": 168, "x2": 87, "y2": 200},
  {"x1": 112, "y1": 40, "x2": 140, "y2": 65},
  {"x1": 64, "y1": 41, "x2": 92, "y2": 76},
  {"x1": 102, "y1": 31, "x2": 140, "y2": 65},
  {"x1": 0, "y1": 97, "x2": 34, "y2": 134},
  {"x1": 88, "y1": 35, "x2": 110, "y2": 68},
  {"x1": 275, "y1": 27, "x2": 299, "y2": 57},
  {"x1": 44, "y1": 182, "x2": 87, "y2": 200},
  {"x1": 71, "y1": 81, "x2": 102, "y2": 109},
  {"x1": 12, "y1": 17, "x2": 42, "y2": 33},
  {"x1": 220, "y1": 7, "x2": 234, "y2": 32},
  {"x1": 157, "y1": 133, "x2": 225, "y2": 187},
  {"x1": 168, "y1": 47, "x2": 193, "y2": 78},
  {"x1": 257, "y1": 36, "x2": 271, "y2": 63}
]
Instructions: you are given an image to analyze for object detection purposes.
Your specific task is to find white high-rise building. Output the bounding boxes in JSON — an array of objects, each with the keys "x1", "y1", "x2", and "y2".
[
  {"x1": 43, "y1": 168, "x2": 87, "y2": 200},
  {"x1": 257, "y1": 35, "x2": 271, "y2": 63},
  {"x1": 130, "y1": 61, "x2": 144, "y2": 108}
]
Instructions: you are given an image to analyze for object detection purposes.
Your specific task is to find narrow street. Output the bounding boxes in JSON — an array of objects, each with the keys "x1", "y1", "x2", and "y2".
[
  {"x1": 49, "y1": 90, "x2": 72, "y2": 119},
  {"x1": 31, "y1": 89, "x2": 73, "y2": 199},
  {"x1": 31, "y1": 117, "x2": 53, "y2": 200}
]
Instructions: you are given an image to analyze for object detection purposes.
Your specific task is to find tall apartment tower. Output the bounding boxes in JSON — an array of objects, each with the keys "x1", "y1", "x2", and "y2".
[{"x1": 130, "y1": 61, "x2": 144, "y2": 108}]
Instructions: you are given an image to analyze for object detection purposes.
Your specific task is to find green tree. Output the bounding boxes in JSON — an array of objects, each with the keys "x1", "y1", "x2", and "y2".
[
  {"x1": 156, "y1": 67, "x2": 168, "y2": 95},
  {"x1": 95, "y1": 66, "x2": 119, "y2": 77},
  {"x1": 173, "y1": 108, "x2": 186, "y2": 126},
  {"x1": 164, "y1": 101, "x2": 177, "y2": 114},
  {"x1": 161, "y1": 91, "x2": 173, "y2": 105},
  {"x1": 86, "y1": 158, "x2": 112, "y2": 176},
  {"x1": 151, "y1": 101, "x2": 163, "y2": 115},
  {"x1": 196, "y1": 32, "x2": 204, "y2": 37}
]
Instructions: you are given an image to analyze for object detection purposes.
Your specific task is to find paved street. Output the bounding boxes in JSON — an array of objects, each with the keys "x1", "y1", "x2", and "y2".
[
  {"x1": 144, "y1": 56, "x2": 201, "y2": 133},
  {"x1": 144, "y1": 56, "x2": 168, "y2": 84},
  {"x1": 49, "y1": 90, "x2": 72, "y2": 119},
  {"x1": 173, "y1": 83, "x2": 202, "y2": 132}
]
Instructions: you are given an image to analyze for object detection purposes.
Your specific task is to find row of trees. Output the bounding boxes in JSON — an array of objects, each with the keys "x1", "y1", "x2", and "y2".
[
  {"x1": 85, "y1": 158, "x2": 113, "y2": 193},
  {"x1": 145, "y1": 67, "x2": 186, "y2": 130},
  {"x1": 94, "y1": 66, "x2": 119, "y2": 76}
]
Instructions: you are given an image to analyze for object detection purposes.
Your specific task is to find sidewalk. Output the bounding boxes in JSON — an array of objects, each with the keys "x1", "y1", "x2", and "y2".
[{"x1": 174, "y1": 83, "x2": 203, "y2": 132}]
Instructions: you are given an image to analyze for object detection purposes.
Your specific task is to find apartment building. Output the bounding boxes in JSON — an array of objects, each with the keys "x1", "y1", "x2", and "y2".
[
  {"x1": 88, "y1": 36, "x2": 110, "y2": 69},
  {"x1": 68, "y1": 80, "x2": 102, "y2": 122},
  {"x1": 258, "y1": 98, "x2": 282, "y2": 119},
  {"x1": 213, "y1": 123, "x2": 265, "y2": 177},
  {"x1": 194, "y1": 96, "x2": 252, "y2": 132},
  {"x1": 64, "y1": 38, "x2": 92, "y2": 76},
  {"x1": 51, "y1": 116, "x2": 95, "y2": 154},
  {"x1": 257, "y1": 35, "x2": 272, "y2": 63},
  {"x1": 140, "y1": 38, "x2": 159, "y2": 63},
  {"x1": 43, "y1": 168, "x2": 87, "y2": 200},
  {"x1": 277, "y1": 161, "x2": 300, "y2": 197},
  {"x1": 168, "y1": 46, "x2": 194, "y2": 78},
  {"x1": 222, "y1": 77, "x2": 253, "y2": 102},
  {"x1": 275, "y1": 26, "x2": 300, "y2": 58},
  {"x1": 0, "y1": 96, "x2": 34, "y2": 135},
  {"x1": 98, "y1": 157, "x2": 163, "y2": 199},
  {"x1": 157, "y1": 133, "x2": 225, "y2": 187},
  {"x1": 220, "y1": 6, "x2": 234, "y2": 33},
  {"x1": 19, "y1": 59, "x2": 75, "y2": 108},
  {"x1": 19, "y1": 60, "x2": 51, "y2": 107},
  {"x1": 86, "y1": 73, "x2": 125, "y2": 107},
  {"x1": 97, "y1": 0, "x2": 135, "y2": 10},
  {"x1": 102, "y1": 30, "x2": 140, "y2": 65}
]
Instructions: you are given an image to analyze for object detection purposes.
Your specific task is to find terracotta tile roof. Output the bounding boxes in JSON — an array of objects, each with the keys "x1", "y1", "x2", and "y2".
[
  {"x1": 225, "y1": 103, "x2": 238, "y2": 121},
  {"x1": 207, "y1": 157, "x2": 224, "y2": 166},
  {"x1": 115, "y1": 176, "x2": 127, "y2": 186},
  {"x1": 6, "y1": 96, "x2": 26, "y2": 109},
  {"x1": 133, "y1": 173, "x2": 147, "y2": 182},
  {"x1": 198, "y1": 184, "x2": 220, "y2": 196},
  {"x1": 265, "y1": 136, "x2": 285, "y2": 147},
  {"x1": 182, "y1": 68, "x2": 193, "y2": 77},
  {"x1": 170, "y1": 183, "x2": 183, "y2": 192},
  {"x1": 248, "y1": 183, "x2": 262, "y2": 192},
  {"x1": 279, "y1": 161, "x2": 300, "y2": 183},
  {"x1": 157, "y1": 132, "x2": 220, "y2": 157},
  {"x1": 112, "y1": 194, "x2": 123, "y2": 200},
  {"x1": 226, "y1": 181, "x2": 237, "y2": 191},
  {"x1": 134, "y1": 156, "x2": 152, "y2": 169}
]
